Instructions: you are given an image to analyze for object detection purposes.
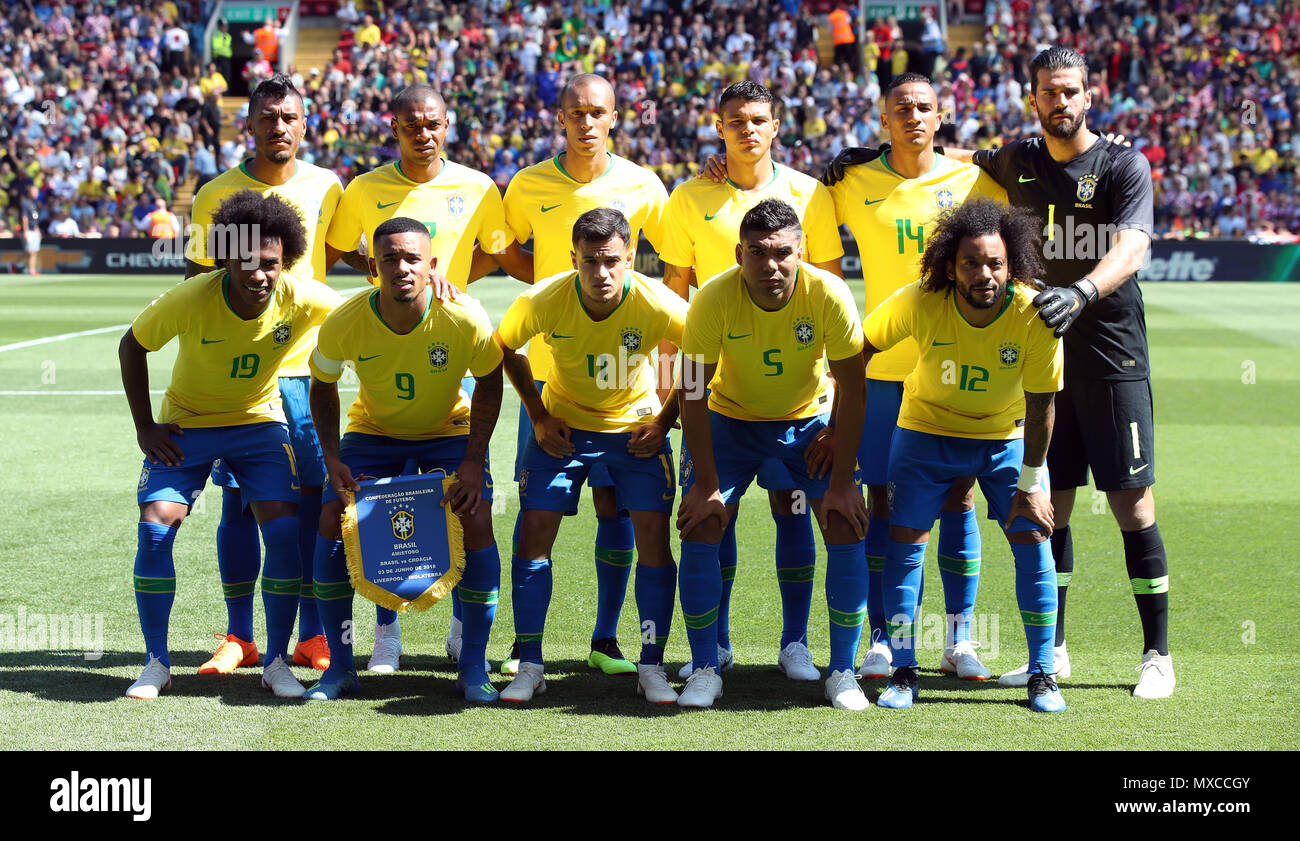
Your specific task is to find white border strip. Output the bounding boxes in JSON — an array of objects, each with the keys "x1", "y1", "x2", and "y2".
[{"x1": 0, "y1": 325, "x2": 130, "y2": 353}]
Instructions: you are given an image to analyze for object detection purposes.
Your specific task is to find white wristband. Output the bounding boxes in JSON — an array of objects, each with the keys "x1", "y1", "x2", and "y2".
[{"x1": 1017, "y1": 463, "x2": 1049, "y2": 494}]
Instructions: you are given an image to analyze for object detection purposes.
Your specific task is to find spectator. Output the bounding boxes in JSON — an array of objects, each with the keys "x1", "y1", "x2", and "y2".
[
  {"x1": 211, "y1": 19, "x2": 234, "y2": 83},
  {"x1": 828, "y1": 3, "x2": 860, "y2": 73}
]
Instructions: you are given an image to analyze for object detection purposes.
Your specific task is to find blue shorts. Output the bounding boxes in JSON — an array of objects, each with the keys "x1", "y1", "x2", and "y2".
[
  {"x1": 212, "y1": 376, "x2": 326, "y2": 490},
  {"x1": 858, "y1": 378, "x2": 904, "y2": 486},
  {"x1": 515, "y1": 378, "x2": 616, "y2": 505},
  {"x1": 519, "y1": 428, "x2": 675, "y2": 514},
  {"x1": 886, "y1": 427, "x2": 1040, "y2": 533},
  {"x1": 138, "y1": 422, "x2": 299, "y2": 507},
  {"x1": 680, "y1": 411, "x2": 842, "y2": 504},
  {"x1": 321, "y1": 432, "x2": 493, "y2": 505}
]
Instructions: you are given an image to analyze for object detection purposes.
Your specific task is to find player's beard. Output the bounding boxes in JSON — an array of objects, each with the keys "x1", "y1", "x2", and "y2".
[
  {"x1": 1042, "y1": 108, "x2": 1085, "y2": 140},
  {"x1": 958, "y1": 280, "x2": 1004, "y2": 310}
]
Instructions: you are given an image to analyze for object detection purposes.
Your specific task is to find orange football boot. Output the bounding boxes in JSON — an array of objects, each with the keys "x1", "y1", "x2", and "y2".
[
  {"x1": 198, "y1": 633, "x2": 259, "y2": 674},
  {"x1": 292, "y1": 634, "x2": 331, "y2": 670}
]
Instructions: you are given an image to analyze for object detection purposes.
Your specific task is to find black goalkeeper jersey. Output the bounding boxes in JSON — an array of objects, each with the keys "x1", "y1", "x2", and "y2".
[{"x1": 973, "y1": 137, "x2": 1155, "y2": 381}]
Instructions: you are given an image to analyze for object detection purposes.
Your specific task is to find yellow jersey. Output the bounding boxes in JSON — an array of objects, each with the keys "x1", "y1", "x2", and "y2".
[
  {"x1": 829, "y1": 154, "x2": 1006, "y2": 382},
  {"x1": 864, "y1": 281, "x2": 1063, "y2": 441},
  {"x1": 501, "y1": 153, "x2": 670, "y2": 383},
  {"x1": 659, "y1": 162, "x2": 844, "y2": 286},
  {"x1": 682, "y1": 263, "x2": 864, "y2": 422},
  {"x1": 188, "y1": 159, "x2": 344, "y2": 377},
  {"x1": 131, "y1": 269, "x2": 340, "y2": 428},
  {"x1": 325, "y1": 159, "x2": 509, "y2": 291},
  {"x1": 310, "y1": 288, "x2": 503, "y2": 440},
  {"x1": 496, "y1": 270, "x2": 687, "y2": 432}
]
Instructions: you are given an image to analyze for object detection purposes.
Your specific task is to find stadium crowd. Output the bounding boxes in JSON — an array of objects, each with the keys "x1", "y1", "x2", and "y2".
[{"x1": 2, "y1": 0, "x2": 1296, "y2": 248}]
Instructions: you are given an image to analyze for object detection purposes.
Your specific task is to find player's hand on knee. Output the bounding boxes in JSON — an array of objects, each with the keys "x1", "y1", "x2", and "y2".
[
  {"x1": 445, "y1": 461, "x2": 485, "y2": 517},
  {"x1": 535, "y1": 415, "x2": 574, "y2": 458},
  {"x1": 325, "y1": 457, "x2": 360, "y2": 497},
  {"x1": 626, "y1": 421, "x2": 669, "y2": 457},
  {"x1": 819, "y1": 481, "x2": 869, "y2": 540},
  {"x1": 676, "y1": 486, "x2": 728, "y2": 537},
  {"x1": 1006, "y1": 489, "x2": 1054, "y2": 535},
  {"x1": 699, "y1": 154, "x2": 728, "y2": 183},
  {"x1": 820, "y1": 145, "x2": 881, "y2": 186},
  {"x1": 804, "y1": 427, "x2": 835, "y2": 479},
  {"x1": 137, "y1": 422, "x2": 185, "y2": 466}
]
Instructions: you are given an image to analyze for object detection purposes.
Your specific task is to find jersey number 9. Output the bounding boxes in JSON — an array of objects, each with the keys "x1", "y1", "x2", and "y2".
[{"x1": 395, "y1": 372, "x2": 416, "y2": 400}]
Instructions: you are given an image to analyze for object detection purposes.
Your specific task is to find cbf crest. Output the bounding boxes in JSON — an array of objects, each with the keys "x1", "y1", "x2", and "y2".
[
  {"x1": 391, "y1": 508, "x2": 415, "y2": 541},
  {"x1": 447, "y1": 193, "x2": 466, "y2": 217},
  {"x1": 936, "y1": 188, "x2": 955, "y2": 209},
  {"x1": 793, "y1": 317, "x2": 815, "y2": 347},
  {"x1": 998, "y1": 342, "x2": 1022, "y2": 369},
  {"x1": 620, "y1": 326, "x2": 643, "y2": 353},
  {"x1": 1076, "y1": 174, "x2": 1098, "y2": 203},
  {"x1": 272, "y1": 319, "x2": 292, "y2": 346},
  {"x1": 428, "y1": 341, "x2": 450, "y2": 371}
]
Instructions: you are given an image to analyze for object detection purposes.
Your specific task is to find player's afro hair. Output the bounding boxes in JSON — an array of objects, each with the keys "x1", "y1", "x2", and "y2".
[
  {"x1": 571, "y1": 207, "x2": 632, "y2": 249},
  {"x1": 248, "y1": 73, "x2": 303, "y2": 115},
  {"x1": 718, "y1": 80, "x2": 777, "y2": 118},
  {"x1": 739, "y1": 198, "x2": 802, "y2": 241},
  {"x1": 373, "y1": 215, "x2": 431, "y2": 248},
  {"x1": 209, "y1": 189, "x2": 308, "y2": 269},
  {"x1": 918, "y1": 198, "x2": 1043, "y2": 295}
]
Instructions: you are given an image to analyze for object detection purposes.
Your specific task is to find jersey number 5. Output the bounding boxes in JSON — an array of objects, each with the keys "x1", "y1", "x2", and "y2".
[{"x1": 762, "y1": 348, "x2": 783, "y2": 377}]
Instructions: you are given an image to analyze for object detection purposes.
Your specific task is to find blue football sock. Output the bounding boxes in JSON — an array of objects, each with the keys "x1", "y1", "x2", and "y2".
[
  {"x1": 511, "y1": 555, "x2": 552, "y2": 665},
  {"x1": 865, "y1": 514, "x2": 888, "y2": 645},
  {"x1": 1011, "y1": 540, "x2": 1058, "y2": 674},
  {"x1": 883, "y1": 537, "x2": 927, "y2": 669},
  {"x1": 258, "y1": 516, "x2": 301, "y2": 664},
  {"x1": 457, "y1": 544, "x2": 501, "y2": 680},
  {"x1": 216, "y1": 493, "x2": 258, "y2": 642},
  {"x1": 717, "y1": 521, "x2": 738, "y2": 649},
  {"x1": 774, "y1": 512, "x2": 815, "y2": 648},
  {"x1": 296, "y1": 493, "x2": 324, "y2": 640},
  {"x1": 376, "y1": 605, "x2": 398, "y2": 627},
  {"x1": 592, "y1": 515, "x2": 634, "y2": 642},
  {"x1": 679, "y1": 540, "x2": 722, "y2": 670},
  {"x1": 825, "y1": 539, "x2": 868, "y2": 673},
  {"x1": 938, "y1": 509, "x2": 981, "y2": 646},
  {"x1": 134, "y1": 522, "x2": 178, "y2": 667},
  {"x1": 635, "y1": 563, "x2": 676, "y2": 666},
  {"x1": 312, "y1": 536, "x2": 354, "y2": 673}
]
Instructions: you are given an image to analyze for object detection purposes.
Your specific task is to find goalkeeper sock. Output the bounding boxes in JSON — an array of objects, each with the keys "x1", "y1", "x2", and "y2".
[
  {"x1": 634, "y1": 563, "x2": 676, "y2": 666},
  {"x1": 296, "y1": 492, "x2": 323, "y2": 640},
  {"x1": 679, "y1": 540, "x2": 722, "y2": 671},
  {"x1": 1011, "y1": 540, "x2": 1057, "y2": 674},
  {"x1": 511, "y1": 555, "x2": 552, "y2": 665},
  {"x1": 938, "y1": 508, "x2": 981, "y2": 646},
  {"x1": 216, "y1": 491, "x2": 258, "y2": 642},
  {"x1": 825, "y1": 539, "x2": 867, "y2": 673},
  {"x1": 458, "y1": 544, "x2": 500, "y2": 681},
  {"x1": 865, "y1": 514, "x2": 888, "y2": 645},
  {"x1": 775, "y1": 512, "x2": 815, "y2": 649},
  {"x1": 1050, "y1": 525, "x2": 1073, "y2": 647},
  {"x1": 134, "y1": 522, "x2": 177, "y2": 667},
  {"x1": 258, "y1": 516, "x2": 301, "y2": 664},
  {"x1": 1124, "y1": 524, "x2": 1169, "y2": 655},
  {"x1": 717, "y1": 519, "x2": 738, "y2": 649},
  {"x1": 883, "y1": 537, "x2": 926, "y2": 669},
  {"x1": 312, "y1": 537, "x2": 354, "y2": 673},
  {"x1": 592, "y1": 515, "x2": 634, "y2": 643}
]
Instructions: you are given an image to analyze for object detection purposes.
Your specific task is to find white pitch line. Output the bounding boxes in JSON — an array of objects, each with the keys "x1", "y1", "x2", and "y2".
[{"x1": 0, "y1": 324, "x2": 130, "y2": 353}]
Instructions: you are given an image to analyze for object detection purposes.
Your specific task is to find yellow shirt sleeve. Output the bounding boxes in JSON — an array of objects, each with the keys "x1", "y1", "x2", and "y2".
[
  {"x1": 187, "y1": 184, "x2": 218, "y2": 267},
  {"x1": 1022, "y1": 311, "x2": 1064, "y2": 394},
  {"x1": 501, "y1": 173, "x2": 534, "y2": 246},
  {"x1": 325, "y1": 180, "x2": 364, "y2": 252},
  {"x1": 863, "y1": 283, "x2": 919, "y2": 353},
  {"x1": 465, "y1": 298, "x2": 505, "y2": 377},
  {"x1": 130, "y1": 283, "x2": 189, "y2": 351},
  {"x1": 639, "y1": 175, "x2": 671, "y2": 251},
  {"x1": 475, "y1": 182, "x2": 513, "y2": 255},
  {"x1": 658, "y1": 186, "x2": 696, "y2": 269},
  {"x1": 495, "y1": 284, "x2": 546, "y2": 352},
  {"x1": 681, "y1": 277, "x2": 723, "y2": 364},
  {"x1": 804, "y1": 183, "x2": 846, "y2": 264},
  {"x1": 822, "y1": 275, "x2": 866, "y2": 360}
]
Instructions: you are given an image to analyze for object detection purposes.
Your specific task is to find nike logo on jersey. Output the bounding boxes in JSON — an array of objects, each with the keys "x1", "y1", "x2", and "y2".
[
  {"x1": 357, "y1": 354, "x2": 381, "y2": 362},
  {"x1": 1129, "y1": 464, "x2": 1149, "y2": 475},
  {"x1": 550, "y1": 333, "x2": 574, "y2": 339},
  {"x1": 863, "y1": 198, "x2": 885, "y2": 205},
  {"x1": 541, "y1": 204, "x2": 561, "y2": 213},
  {"x1": 1018, "y1": 175, "x2": 1037, "y2": 183},
  {"x1": 727, "y1": 331, "x2": 751, "y2": 340},
  {"x1": 704, "y1": 212, "x2": 719, "y2": 220},
  {"x1": 200, "y1": 338, "x2": 224, "y2": 344},
  {"x1": 377, "y1": 200, "x2": 401, "y2": 209}
]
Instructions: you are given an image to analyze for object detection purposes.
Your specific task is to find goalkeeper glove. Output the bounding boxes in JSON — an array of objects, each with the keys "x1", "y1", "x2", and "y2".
[{"x1": 1032, "y1": 278, "x2": 1099, "y2": 337}]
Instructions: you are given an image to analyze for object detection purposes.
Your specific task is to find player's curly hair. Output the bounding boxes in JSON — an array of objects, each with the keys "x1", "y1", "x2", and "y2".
[
  {"x1": 918, "y1": 198, "x2": 1043, "y2": 295},
  {"x1": 209, "y1": 189, "x2": 307, "y2": 269}
]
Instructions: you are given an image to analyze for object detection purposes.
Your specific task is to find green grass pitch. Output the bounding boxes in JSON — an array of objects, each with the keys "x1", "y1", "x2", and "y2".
[{"x1": 0, "y1": 273, "x2": 1296, "y2": 750}]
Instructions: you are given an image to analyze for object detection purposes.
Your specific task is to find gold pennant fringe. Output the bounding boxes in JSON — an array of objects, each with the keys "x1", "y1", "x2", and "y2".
[{"x1": 340, "y1": 471, "x2": 467, "y2": 613}]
